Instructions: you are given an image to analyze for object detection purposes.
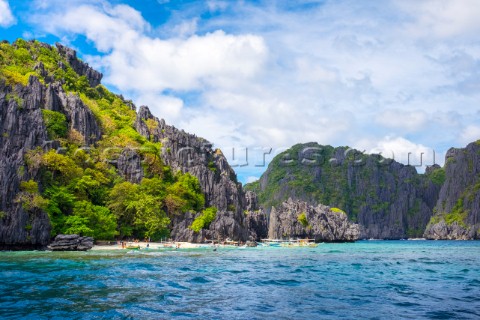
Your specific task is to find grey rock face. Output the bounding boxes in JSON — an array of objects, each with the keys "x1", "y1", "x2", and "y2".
[
  {"x1": 424, "y1": 142, "x2": 480, "y2": 239},
  {"x1": 424, "y1": 221, "x2": 471, "y2": 240},
  {"x1": 209, "y1": 210, "x2": 249, "y2": 241},
  {"x1": 47, "y1": 234, "x2": 94, "y2": 251},
  {"x1": 1, "y1": 78, "x2": 102, "y2": 248},
  {"x1": 0, "y1": 77, "x2": 52, "y2": 249},
  {"x1": 245, "y1": 190, "x2": 258, "y2": 211},
  {"x1": 135, "y1": 106, "x2": 250, "y2": 242},
  {"x1": 55, "y1": 43, "x2": 103, "y2": 87},
  {"x1": 134, "y1": 106, "x2": 154, "y2": 141},
  {"x1": 117, "y1": 148, "x2": 144, "y2": 184},
  {"x1": 243, "y1": 190, "x2": 268, "y2": 240},
  {"x1": 268, "y1": 199, "x2": 360, "y2": 242},
  {"x1": 63, "y1": 94, "x2": 102, "y2": 145},
  {"x1": 44, "y1": 82, "x2": 102, "y2": 145},
  {"x1": 245, "y1": 210, "x2": 268, "y2": 241},
  {"x1": 156, "y1": 120, "x2": 244, "y2": 213},
  {"x1": 251, "y1": 143, "x2": 441, "y2": 239},
  {"x1": 170, "y1": 212, "x2": 207, "y2": 243},
  {"x1": 170, "y1": 209, "x2": 250, "y2": 242}
]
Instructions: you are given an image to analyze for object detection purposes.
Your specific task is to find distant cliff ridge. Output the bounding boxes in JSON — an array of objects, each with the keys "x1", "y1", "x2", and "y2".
[{"x1": 245, "y1": 143, "x2": 446, "y2": 239}]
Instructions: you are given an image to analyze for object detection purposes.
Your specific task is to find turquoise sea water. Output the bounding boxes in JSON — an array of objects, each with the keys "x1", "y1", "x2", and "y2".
[{"x1": 0, "y1": 241, "x2": 479, "y2": 319}]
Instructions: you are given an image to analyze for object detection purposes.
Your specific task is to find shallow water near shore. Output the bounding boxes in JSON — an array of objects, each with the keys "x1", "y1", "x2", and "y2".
[{"x1": 0, "y1": 240, "x2": 479, "y2": 319}]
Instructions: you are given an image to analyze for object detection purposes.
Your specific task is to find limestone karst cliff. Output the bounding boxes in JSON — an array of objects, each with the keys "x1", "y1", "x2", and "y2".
[
  {"x1": 2, "y1": 39, "x2": 478, "y2": 248},
  {"x1": 0, "y1": 39, "x2": 252, "y2": 248},
  {"x1": 424, "y1": 141, "x2": 480, "y2": 240},
  {"x1": 245, "y1": 142, "x2": 444, "y2": 239},
  {"x1": 134, "y1": 105, "x2": 250, "y2": 242}
]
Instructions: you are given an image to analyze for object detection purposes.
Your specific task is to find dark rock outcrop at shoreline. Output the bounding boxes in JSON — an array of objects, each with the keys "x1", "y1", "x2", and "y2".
[
  {"x1": 47, "y1": 234, "x2": 94, "y2": 251},
  {"x1": 268, "y1": 199, "x2": 360, "y2": 242},
  {"x1": 424, "y1": 221, "x2": 471, "y2": 240}
]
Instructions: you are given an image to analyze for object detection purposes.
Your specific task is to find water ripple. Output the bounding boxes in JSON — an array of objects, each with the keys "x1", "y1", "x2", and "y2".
[{"x1": 0, "y1": 241, "x2": 479, "y2": 319}]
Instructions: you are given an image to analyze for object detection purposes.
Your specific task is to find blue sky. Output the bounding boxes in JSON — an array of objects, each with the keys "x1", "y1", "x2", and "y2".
[{"x1": 1, "y1": 0, "x2": 480, "y2": 184}]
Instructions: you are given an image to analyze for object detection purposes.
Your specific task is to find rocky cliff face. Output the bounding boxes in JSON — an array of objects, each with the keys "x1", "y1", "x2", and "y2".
[
  {"x1": 424, "y1": 141, "x2": 480, "y2": 239},
  {"x1": 117, "y1": 148, "x2": 143, "y2": 184},
  {"x1": 135, "y1": 106, "x2": 250, "y2": 242},
  {"x1": 5, "y1": 40, "x2": 477, "y2": 247},
  {"x1": 244, "y1": 191, "x2": 268, "y2": 241},
  {"x1": 0, "y1": 42, "x2": 104, "y2": 249},
  {"x1": 1, "y1": 40, "x2": 256, "y2": 247},
  {"x1": 0, "y1": 41, "x2": 100, "y2": 249},
  {"x1": 43, "y1": 81, "x2": 102, "y2": 145},
  {"x1": 55, "y1": 43, "x2": 103, "y2": 87},
  {"x1": 0, "y1": 77, "x2": 52, "y2": 249},
  {"x1": 268, "y1": 199, "x2": 360, "y2": 242},
  {"x1": 246, "y1": 143, "x2": 442, "y2": 239}
]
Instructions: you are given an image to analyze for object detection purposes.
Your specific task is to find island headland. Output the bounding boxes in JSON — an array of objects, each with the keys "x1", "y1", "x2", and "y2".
[{"x1": 0, "y1": 39, "x2": 479, "y2": 250}]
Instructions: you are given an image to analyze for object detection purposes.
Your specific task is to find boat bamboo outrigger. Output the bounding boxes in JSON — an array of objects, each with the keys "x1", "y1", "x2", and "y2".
[{"x1": 260, "y1": 238, "x2": 318, "y2": 248}]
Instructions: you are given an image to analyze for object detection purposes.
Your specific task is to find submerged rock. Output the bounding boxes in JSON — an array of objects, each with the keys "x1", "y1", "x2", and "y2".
[{"x1": 47, "y1": 234, "x2": 94, "y2": 251}]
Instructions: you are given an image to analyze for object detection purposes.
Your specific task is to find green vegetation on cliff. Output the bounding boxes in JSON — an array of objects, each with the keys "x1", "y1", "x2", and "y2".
[
  {"x1": 2, "y1": 39, "x2": 206, "y2": 241},
  {"x1": 245, "y1": 143, "x2": 378, "y2": 222},
  {"x1": 424, "y1": 142, "x2": 480, "y2": 239},
  {"x1": 190, "y1": 207, "x2": 218, "y2": 232},
  {"x1": 297, "y1": 212, "x2": 309, "y2": 227},
  {"x1": 245, "y1": 142, "x2": 439, "y2": 238},
  {"x1": 41, "y1": 110, "x2": 68, "y2": 140}
]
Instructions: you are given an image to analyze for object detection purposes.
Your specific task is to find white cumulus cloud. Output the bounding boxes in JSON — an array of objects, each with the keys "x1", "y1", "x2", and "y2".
[
  {"x1": 459, "y1": 125, "x2": 480, "y2": 145},
  {"x1": 396, "y1": 0, "x2": 480, "y2": 39},
  {"x1": 27, "y1": 0, "x2": 480, "y2": 181},
  {"x1": 360, "y1": 136, "x2": 441, "y2": 169},
  {"x1": 246, "y1": 176, "x2": 259, "y2": 184},
  {"x1": 0, "y1": 0, "x2": 15, "y2": 27},
  {"x1": 32, "y1": 2, "x2": 267, "y2": 123}
]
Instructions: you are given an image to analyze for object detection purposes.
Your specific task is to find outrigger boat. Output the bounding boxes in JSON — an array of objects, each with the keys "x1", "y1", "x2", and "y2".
[
  {"x1": 125, "y1": 245, "x2": 140, "y2": 250},
  {"x1": 260, "y1": 238, "x2": 318, "y2": 248},
  {"x1": 280, "y1": 239, "x2": 318, "y2": 248},
  {"x1": 260, "y1": 239, "x2": 289, "y2": 247}
]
